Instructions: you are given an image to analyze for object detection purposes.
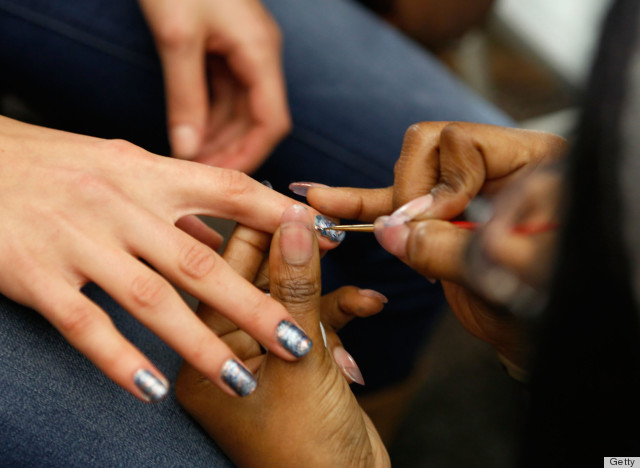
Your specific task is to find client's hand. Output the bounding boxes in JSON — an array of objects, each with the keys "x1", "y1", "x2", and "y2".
[
  {"x1": 0, "y1": 116, "x2": 340, "y2": 403},
  {"x1": 176, "y1": 205, "x2": 389, "y2": 467}
]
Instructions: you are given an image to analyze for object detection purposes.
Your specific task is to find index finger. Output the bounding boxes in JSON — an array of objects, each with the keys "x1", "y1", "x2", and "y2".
[
  {"x1": 305, "y1": 186, "x2": 394, "y2": 222},
  {"x1": 163, "y1": 159, "x2": 342, "y2": 250}
]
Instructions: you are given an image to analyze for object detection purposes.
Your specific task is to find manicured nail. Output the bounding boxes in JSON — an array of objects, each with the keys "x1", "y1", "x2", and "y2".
[
  {"x1": 171, "y1": 124, "x2": 199, "y2": 158},
  {"x1": 276, "y1": 320, "x2": 312, "y2": 357},
  {"x1": 261, "y1": 180, "x2": 273, "y2": 189},
  {"x1": 134, "y1": 369, "x2": 168, "y2": 402},
  {"x1": 221, "y1": 359, "x2": 257, "y2": 397},
  {"x1": 358, "y1": 289, "x2": 389, "y2": 303},
  {"x1": 333, "y1": 347, "x2": 365, "y2": 386},
  {"x1": 314, "y1": 215, "x2": 346, "y2": 243},
  {"x1": 386, "y1": 194, "x2": 434, "y2": 227},
  {"x1": 289, "y1": 182, "x2": 330, "y2": 197},
  {"x1": 280, "y1": 205, "x2": 314, "y2": 265}
]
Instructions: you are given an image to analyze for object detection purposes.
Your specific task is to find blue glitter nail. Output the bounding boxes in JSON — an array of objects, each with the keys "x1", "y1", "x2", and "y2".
[
  {"x1": 314, "y1": 215, "x2": 346, "y2": 243},
  {"x1": 221, "y1": 359, "x2": 257, "y2": 397},
  {"x1": 276, "y1": 320, "x2": 312, "y2": 358},
  {"x1": 134, "y1": 369, "x2": 168, "y2": 402}
]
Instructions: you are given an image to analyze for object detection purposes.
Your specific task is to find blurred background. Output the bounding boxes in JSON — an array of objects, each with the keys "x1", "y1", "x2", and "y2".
[{"x1": 375, "y1": 0, "x2": 613, "y2": 466}]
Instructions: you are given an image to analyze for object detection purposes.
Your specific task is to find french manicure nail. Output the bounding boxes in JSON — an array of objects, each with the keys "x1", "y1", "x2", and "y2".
[
  {"x1": 221, "y1": 359, "x2": 257, "y2": 397},
  {"x1": 280, "y1": 205, "x2": 313, "y2": 265},
  {"x1": 134, "y1": 369, "x2": 168, "y2": 402},
  {"x1": 358, "y1": 289, "x2": 389, "y2": 303},
  {"x1": 276, "y1": 320, "x2": 312, "y2": 357},
  {"x1": 386, "y1": 194, "x2": 434, "y2": 226},
  {"x1": 170, "y1": 124, "x2": 199, "y2": 158},
  {"x1": 289, "y1": 182, "x2": 330, "y2": 197},
  {"x1": 314, "y1": 215, "x2": 346, "y2": 243},
  {"x1": 333, "y1": 347, "x2": 365, "y2": 386}
]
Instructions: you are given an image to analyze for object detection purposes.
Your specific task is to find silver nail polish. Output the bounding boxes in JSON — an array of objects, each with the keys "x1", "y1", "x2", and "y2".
[
  {"x1": 314, "y1": 215, "x2": 346, "y2": 243},
  {"x1": 261, "y1": 180, "x2": 273, "y2": 189},
  {"x1": 276, "y1": 320, "x2": 312, "y2": 357},
  {"x1": 221, "y1": 359, "x2": 257, "y2": 397},
  {"x1": 134, "y1": 369, "x2": 168, "y2": 402}
]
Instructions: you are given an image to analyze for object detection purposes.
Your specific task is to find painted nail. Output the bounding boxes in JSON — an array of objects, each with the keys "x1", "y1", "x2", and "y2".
[
  {"x1": 261, "y1": 180, "x2": 273, "y2": 189},
  {"x1": 276, "y1": 320, "x2": 312, "y2": 357},
  {"x1": 221, "y1": 359, "x2": 257, "y2": 397},
  {"x1": 314, "y1": 215, "x2": 346, "y2": 243},
  {"x1": 280, "y1": 205, "x2": 314, "y2": 265},
  {"x1": 358, "y1": 289, "x2": 389, "y2": 303},
  {"x1": 385, "y1": 194, "x2": 434, "y2": 227},
  {"x1": 289, "y1": 182, "x2": 330, "y2": 197},
  {"x1": 134, "y1": 369, "x2": 168, "y2": 402},
  {"x1": 170, "y1": 124, "x2": 199, "y2": 159},
  {"x1": 333, "y1": 347, "x2": 365, "y2": 386}
]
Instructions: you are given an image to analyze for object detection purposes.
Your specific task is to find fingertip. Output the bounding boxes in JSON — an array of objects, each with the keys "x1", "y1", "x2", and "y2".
[
  {"x1": 220, "y1": 358, "x2": 258, "y2": 398},
  {"x1": 374, "y1": 216, "x2": 409, "y2": 258},
  {"x1": 288, "y1": 182, "x2": 329, "y2": 198},
  {"x1": 133, "y1": 368, "x2": 170, "y2": 403},
  {"x1": 171, "y1": 124, "x2": 201, "y2": 159}
]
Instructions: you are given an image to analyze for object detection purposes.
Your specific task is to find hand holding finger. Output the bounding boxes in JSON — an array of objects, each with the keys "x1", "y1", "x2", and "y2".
[{"x1": 393, "y1": 122, "x2": 568, "y2": 220}]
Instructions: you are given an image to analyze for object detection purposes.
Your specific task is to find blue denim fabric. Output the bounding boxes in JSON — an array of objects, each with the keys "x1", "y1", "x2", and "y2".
[
  {"x1": 0, "y1": 0, "x2": 512, "y2": 465},
  {"x1": 0, "y1": 284, "x2": 232, "y2": 467}
]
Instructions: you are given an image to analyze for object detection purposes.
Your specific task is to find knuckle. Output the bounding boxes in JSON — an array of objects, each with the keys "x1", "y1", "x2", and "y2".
[
  {"x1": 216, "y1": 169, "x2": 253, "y2": 199},
  {"x1": 274, "y1": 273, "x2": 319, "y2": 306},
  {"x1": 440, "y1": 122, "x2": 466, "y2": 141},
  {"x1": 154, "y1": 21, "x2": 196, "y2": 49},
  {"x1": 130, "y1": 273, "x2": 169, "y2": 308},
  {"x1": 178, "y1": 242, "x2": 216, "y2": 279},
  {"x1": 57, "y1": 303, "x2": 98, "y2": 337},
  {"x1": 95, "y1": 138, "x2": 141, "y2": 159},
  {"x1": 404, "y1": 122, "x2": 427, "y2": 139}
]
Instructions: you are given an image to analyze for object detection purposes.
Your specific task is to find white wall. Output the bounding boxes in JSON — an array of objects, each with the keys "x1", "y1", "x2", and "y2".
[{"x1": 495, "y1": 0, "x2": 613, "y2": 86}]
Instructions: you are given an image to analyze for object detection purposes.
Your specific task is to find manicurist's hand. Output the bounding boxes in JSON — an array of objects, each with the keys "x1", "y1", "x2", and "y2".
[
  {"x1": 177, "y1": 205, "x2": 390, "y2": 467},
  {"x1": 0, "y1": 116, "x2": 340, "y2": 402},
  {"x1": 293, "y1": 122, "x2": 568, "y2": 374},
  {"x1": 138, "y1": 0, "x2": 290, "y2": 172}
]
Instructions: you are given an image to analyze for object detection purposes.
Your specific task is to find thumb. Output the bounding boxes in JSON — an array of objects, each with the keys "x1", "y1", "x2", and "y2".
[
  {"x1": 374, "y1": 217, "x2": 472, "y2": 284},
  {"x1": 160, "y1": 44, "x2": 208, "y2": 159},
  {"x1": 269, "y1": 204, "x2": 323, "y2": 355}
]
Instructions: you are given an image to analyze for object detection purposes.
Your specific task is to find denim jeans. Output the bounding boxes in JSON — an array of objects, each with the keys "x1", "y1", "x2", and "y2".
[{"x1": 0, "y1": 0, "x2": 511, "y2": 465}]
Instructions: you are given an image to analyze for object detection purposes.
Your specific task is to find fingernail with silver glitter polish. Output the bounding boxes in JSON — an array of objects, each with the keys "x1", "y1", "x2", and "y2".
[
  {"x1": 276, "y1": 320, "x2": 312, "y2": 358},
  {"x1": 289, "y1": 182, "x2": 329, "y2": 197},
  {"x1": 314, "y1": 215, "x2": 346, "y2": 243},
  {"x1": 221, "y1": 359, "x2": 257, "y2": 397},
  {"x1": 134, "y1": 369, "x2": 168, "y2": 402}
]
